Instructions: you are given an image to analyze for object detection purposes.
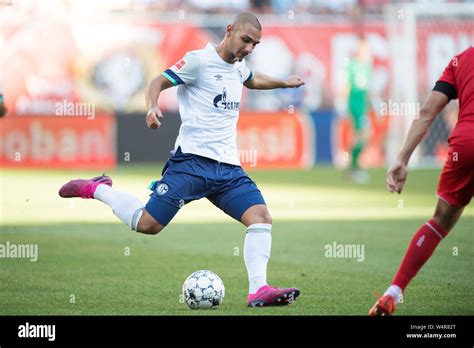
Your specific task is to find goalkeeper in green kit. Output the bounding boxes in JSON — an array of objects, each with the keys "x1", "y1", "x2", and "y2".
[{"x1": 346, "y1": 37, "x2": 372, "y2": 183}]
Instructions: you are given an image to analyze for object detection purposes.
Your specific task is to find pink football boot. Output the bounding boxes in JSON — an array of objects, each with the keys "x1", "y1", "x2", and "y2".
[
  {"x1": 247, "y1": 285, "x2": 300, "y2": 307},
  {"x1": 59, "y1": 175, "x2": 112, "y2": 199}
]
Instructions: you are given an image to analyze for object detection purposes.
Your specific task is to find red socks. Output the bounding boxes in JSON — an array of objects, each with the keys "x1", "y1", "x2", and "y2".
[{"x1": 392, "y1": 219, "x2": 448, "y2": 292}]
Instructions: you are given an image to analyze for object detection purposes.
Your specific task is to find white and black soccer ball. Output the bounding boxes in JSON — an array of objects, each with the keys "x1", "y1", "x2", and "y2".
[{"x1": 182, "y1": 270, "x2": 225, "y2": 309}]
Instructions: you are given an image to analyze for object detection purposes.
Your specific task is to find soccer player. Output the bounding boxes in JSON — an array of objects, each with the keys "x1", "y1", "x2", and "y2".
[
  {"x1": 59, "y1": 13, "x2": 305, "y2": 307},
  {"x1": 346, "y1": 37, "x2": 372, "y2": 184},
  {"x1": 0, "y1": 83, "x2": 7, "y2": 117},
  {"x1": 369, "y1": 47, "x2": 474, "y2": 315}
]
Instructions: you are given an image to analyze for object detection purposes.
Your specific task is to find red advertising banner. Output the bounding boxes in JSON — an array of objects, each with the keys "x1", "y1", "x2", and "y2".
[
  {"x1": 0, "y1": 19, "x2": 209, "y2": 115},
  {"x1": 0, "y1": 115, "x2": 116, "y2": 169},
  {"x1": 237, "y1": 112, "x2": 313, "y2": 169},
  {"x1": 1, "y1": 17, "x2": 472, "y2": 169},
  {"x1": 254, "y1": 24, "x2": 391, "y2": 107}
]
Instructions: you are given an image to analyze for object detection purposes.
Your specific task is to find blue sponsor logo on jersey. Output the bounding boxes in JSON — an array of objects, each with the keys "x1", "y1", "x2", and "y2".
[{"x1": 213, "y1": 87, "x2": 240, "y2": 111}]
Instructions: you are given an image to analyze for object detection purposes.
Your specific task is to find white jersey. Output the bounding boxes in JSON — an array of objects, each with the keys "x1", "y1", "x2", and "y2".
[{"x1": 161, "y1": 43, "x2": 253, "y2": 166}]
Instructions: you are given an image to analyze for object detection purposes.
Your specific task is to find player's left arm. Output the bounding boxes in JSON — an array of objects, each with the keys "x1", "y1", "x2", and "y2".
[{"x1": 244, "y1": 72, "x2": 305, "y2": 90}]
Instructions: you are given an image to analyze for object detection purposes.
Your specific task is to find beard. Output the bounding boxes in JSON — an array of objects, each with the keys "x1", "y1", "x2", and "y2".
[
  {"x1": 230, "y1": 48, "x2": 248, "y2": 62},
  {"x1": 230, "y1": 52, "x2": 240, "y2": 63}
]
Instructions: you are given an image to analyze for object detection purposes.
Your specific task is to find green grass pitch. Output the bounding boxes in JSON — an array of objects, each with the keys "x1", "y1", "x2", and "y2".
[{"x1": 0, "y1": 166, "x2": 473, "y2": 315}]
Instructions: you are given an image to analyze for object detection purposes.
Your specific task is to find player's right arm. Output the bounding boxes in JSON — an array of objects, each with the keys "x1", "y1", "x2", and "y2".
[
  {"x1": 387, "y1": 91, "x2": 450, "y2": 194},
  {"x1": 145, "y1": 52, "x2": 200, "y2": 129},
  {"x1": 145, "y1": 75, "x2": 173, "y2": 129},
  {"x1": 387, "y1": 53, "x2": 459, "y2": 194}
]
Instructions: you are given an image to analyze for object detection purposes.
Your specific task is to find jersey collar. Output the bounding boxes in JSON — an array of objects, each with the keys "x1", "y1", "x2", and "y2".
[{"x1": 206, "y1": 42, "x2": 236, "y2": 67}]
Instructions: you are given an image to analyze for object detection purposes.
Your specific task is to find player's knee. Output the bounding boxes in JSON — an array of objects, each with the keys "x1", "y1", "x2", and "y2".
[
  {"x1": 139, "y1": 223, "x2": 164, "y2": 235},
  {"x1": 432, "y1": 200, "x2": 463, "y2": 234},
  {"x1": 260, "y1": 212, "x2": 272, "y2": 225},
  {"x1": 431, "y1": 213, "x2": 453, "y2": 233},
  {"x1": 136, "y1": 212, "x2": 165, "y2": 235},
  {"x1": 241, "y1": 205, "x2": 272, "y2": 226}
]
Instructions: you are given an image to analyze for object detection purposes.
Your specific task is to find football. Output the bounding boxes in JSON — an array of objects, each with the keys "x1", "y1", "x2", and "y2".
[{"x1": 182, "y1": 270, "x2": 225, "y2": 309}]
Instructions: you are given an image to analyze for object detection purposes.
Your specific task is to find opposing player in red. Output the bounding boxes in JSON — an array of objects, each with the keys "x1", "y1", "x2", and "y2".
[{"x1": 370, "y1": 46, "x2": 474, "y2": 315}]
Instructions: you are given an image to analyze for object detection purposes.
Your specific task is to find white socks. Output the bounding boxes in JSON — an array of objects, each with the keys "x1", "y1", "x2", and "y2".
[
  {"x1": 384, "y1": 285, "x2": 403, "y2": 305},
  {"x1": 244, "y1": 223, "x2": 272, "y2": 294},
  {"x1": 93, "y1": 184, "x2": 144, "y2": 230}
]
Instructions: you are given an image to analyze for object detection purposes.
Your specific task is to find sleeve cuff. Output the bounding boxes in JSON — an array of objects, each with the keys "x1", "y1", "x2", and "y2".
[
  {"x1": 244, "y1": 71, "x2": 253, "y2": 83},
  {"x1": 433, "y1": 80, "x2": 457, "y2": 100},
  {"x1": 162, "y1": 69, "x2": 185, "y2": 86}
]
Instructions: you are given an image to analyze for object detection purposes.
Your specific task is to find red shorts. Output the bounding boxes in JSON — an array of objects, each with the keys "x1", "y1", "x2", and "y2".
[{"x1": 437, "y1": 142, "x2": 474, "y2": 207}]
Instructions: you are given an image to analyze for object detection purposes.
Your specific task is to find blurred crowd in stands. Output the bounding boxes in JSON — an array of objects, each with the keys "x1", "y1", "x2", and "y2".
[
  {"x1": 2, "y1": 0, "x2": 472, "y2": 17},
  {"x1": 140, "y1": 0, "x2": 473, "y2": 15}
]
